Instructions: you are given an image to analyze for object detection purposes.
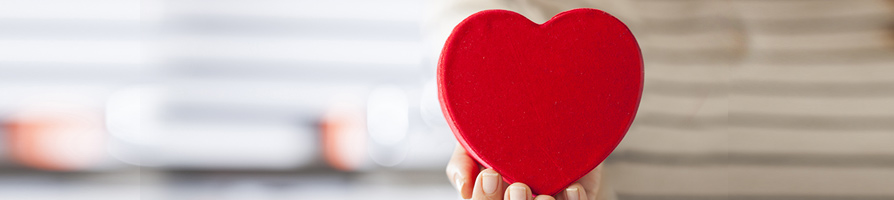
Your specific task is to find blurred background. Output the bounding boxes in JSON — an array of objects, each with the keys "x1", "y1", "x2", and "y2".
[
  {"x1": 0, "y1": 0, "x2": 460, "y2": 199},
  {"x1": 2, "y1": 0, "x2": 894, "y2": 199}
]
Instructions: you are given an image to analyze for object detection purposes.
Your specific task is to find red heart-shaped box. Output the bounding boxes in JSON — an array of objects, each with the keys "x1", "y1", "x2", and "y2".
[{"x1": 438, "y1": 8, "x2": 643, "y2": 195}]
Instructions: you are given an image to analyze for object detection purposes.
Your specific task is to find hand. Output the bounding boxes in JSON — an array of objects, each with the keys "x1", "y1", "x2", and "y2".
[{"x1": 446, "y1": 144, "x2": 604, "y2": 200}]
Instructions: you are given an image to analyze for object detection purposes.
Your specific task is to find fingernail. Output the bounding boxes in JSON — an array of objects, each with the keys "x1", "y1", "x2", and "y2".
[
  {"x1": 565, "y1": 187, "x2": 580, "y2": 200},
  {"x1": 509, "y1": 185, "x2": 526, "y2": 200},
  {"x1": 482, "y1": 171, "x2": 499, "y2": 195},
  {"x1": 453, "y1": 172, "x2": 464, "y2": 193}
]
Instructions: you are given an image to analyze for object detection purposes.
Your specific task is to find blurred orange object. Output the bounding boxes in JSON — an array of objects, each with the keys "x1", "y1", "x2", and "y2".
[
  {"x1": 4, "y1": 105, "x2": 105, "y2": 171},
  {"x1": 321, "y1": 100, "x2": 368, "y2": 171}
]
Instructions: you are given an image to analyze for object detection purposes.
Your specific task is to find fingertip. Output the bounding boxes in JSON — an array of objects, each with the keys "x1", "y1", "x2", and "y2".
[
  {"x1": 470, "y1": 169, "x2": 504, "y2": 200},
  {"x1": 479, "y1": 169, "x2": 501, "y2": 194},
  {"x1": 479, "y1": 168, "x2": 500, "y2": 179},
  {"x1": 562, "y1": 183, "x2": 586, "y2": 200},
  {"x1": 534, "y1": 195, "x2": 556, "y2": 200},
  {"x1": 505, "y1": 183, "x2": 532, "y2": 200}
]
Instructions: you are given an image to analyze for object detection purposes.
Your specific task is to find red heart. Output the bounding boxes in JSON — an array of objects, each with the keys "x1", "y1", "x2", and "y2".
[{"x1": 438, "y1": 8, "x2": 643, "y2": 195}]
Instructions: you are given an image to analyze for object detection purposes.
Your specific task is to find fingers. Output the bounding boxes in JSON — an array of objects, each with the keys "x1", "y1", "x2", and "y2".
[
  {"x1": 504, "y1": 183, "x2": 533, "y2": 200},
  {"x1": 470, "y1": 169, "x2": 505, "y2": 200},
  {"x1": 448, "y1": 147, "x2": 603, "y2": 200},
  {"x1": 555, "y1": 183, "x2": 587, "y2": 200},
  {"x1": 446, "y1": 144, "x2": 480, "y2": 199}
]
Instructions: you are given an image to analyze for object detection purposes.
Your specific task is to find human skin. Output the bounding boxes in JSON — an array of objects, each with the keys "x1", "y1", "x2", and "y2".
[{"x1": 446, "y1": 144, "x2": 604, "y2": 200}]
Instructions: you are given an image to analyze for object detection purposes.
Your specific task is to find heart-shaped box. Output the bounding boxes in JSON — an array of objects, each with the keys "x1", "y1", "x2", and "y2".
[{"x1": 438, "y1": 8, "x2": 643, "y2": 195}]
